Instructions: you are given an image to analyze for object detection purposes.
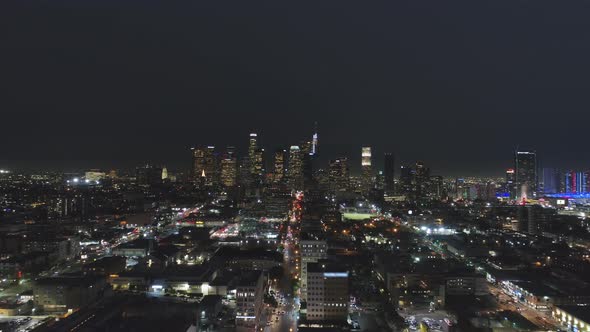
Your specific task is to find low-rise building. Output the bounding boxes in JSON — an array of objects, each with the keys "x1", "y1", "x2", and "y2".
[
  {"x1": 34, "y1": 275, "x2": 107, "y2": 314},
  {"x1": 553, "y1": 305, "x2": 590, "y2": 332}
]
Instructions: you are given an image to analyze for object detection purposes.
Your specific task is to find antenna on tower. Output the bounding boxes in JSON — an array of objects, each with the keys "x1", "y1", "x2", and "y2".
[{"x1": 312, "y1": 121, "x2": 319, "y2": 156}]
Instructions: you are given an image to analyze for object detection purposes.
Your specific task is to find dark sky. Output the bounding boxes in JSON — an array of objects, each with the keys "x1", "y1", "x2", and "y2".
[{"x1": 2, "y1": 0, "x2": 590, "y2": 175}]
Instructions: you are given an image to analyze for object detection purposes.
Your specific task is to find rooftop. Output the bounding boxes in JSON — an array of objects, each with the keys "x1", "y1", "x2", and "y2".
[{"x1": 557, "y1": 305, "x2": 590, "y2": 324}]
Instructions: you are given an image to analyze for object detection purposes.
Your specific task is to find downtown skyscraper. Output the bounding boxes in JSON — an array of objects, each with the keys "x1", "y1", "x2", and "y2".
[
  {"x1": 514, "y1": 150, "x2": 537, "y2": 199},
  {"x1": 384, "y1": 152, "x2": 395, "y2": 196},
  {"x1": 288, "y1": 145, "x2": 304, "y2": 191},
  {"x1": 361, "y1": 147, "x2": 373, "y2": 194},
  {"x1": 192, "y1": 145, "x2": 218, "y2": 187}
]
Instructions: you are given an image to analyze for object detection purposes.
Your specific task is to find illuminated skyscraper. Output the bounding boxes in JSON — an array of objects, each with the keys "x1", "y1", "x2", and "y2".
[
  {"x1": 329, "y1": 157, "x2": 350, "y2": 193},
  {"x1": 288, "y1": 145, "x2": 304, "y2": 191},
  {"x1": 514, "y1": 150, "x2": 537, "y2": 199},
  {"x1": 273, "y1": 148, "x2": 286, "y2": 183},
  {"x1": 506, "y1": 168, "x2": 516, "y2": 199},
  {"x1": 361, "y1": 147, "x2": 373, "y2": 194},
  {"x1": 192, "y1": 146, "x2": 218, "y2": 186},
  {"x1": 384, "y1": 152, "x2": 395, "y2": 196},
  {"x1": 311, "y1": 122, "x2": 319, "y2": 156},
  {"x1": 248, "y1": 133, "x2": 258, "y2": 174},
  {"x1": 253, "y1": 148, "x2": 265, "y2": 179},
  {"x1": 220, "y1": 147, "x2": 237, "y2": 188}
]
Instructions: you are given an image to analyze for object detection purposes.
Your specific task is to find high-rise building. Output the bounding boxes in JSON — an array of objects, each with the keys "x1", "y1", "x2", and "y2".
[
  {"x1": 306, "y1": 262, "x2": 349, "y2": 323},
  {"x1": 235, "y1": 271, "x2": 265, "y2": 332},
  {"x1": 400, "y1": 165, "x2": 414, "y2": 196},
  {"x1": 564, "y1": 170, "x2": 589, "y2": 193},
  {"x1": 514, "y1": 150, "x2": 537, "y2": 199},
  {"x1": 415, "y1": 161, "x2": 430, "y2": 199},
  {"x1": 136, "y1": 164, "x2": 163, "y2": 186},
  {"x1": 361, "y1": 147, "x2": 373, "y2": 194},
  {"x1": 248, "y1": 133, "x2": 258, "y2": 170},
  {"x1": 253, "y1": 148, "x2": 265, "y2": 179},
  {"x1": 300, "y1": 231, "x2": 327, "y2": 302},
  {"x1": 311, "y1": 123, "x2": 319, "y2": 156},
  {"x1": 517, "y1": 205, "x2": 546, "y2": 235},
  {"x1": 288, "y1": 145, "x2": 304, "y2": 191},
  {"x1": 328, "y1": 158, "x2": 349, "y2": 193},
  {"x1": 192, "y1": 146, "x2": 218, "y2": 187},
  {"x1": 272, "y1": 149, "x2": 286, "y2": 183},
  {"x1": 506, "y1": 168, "x2": 516, "y2": 199},
  {"x1": 220, "y1": 147, "x2": 237, "y2": 188},
  {"x1": 540, "y1": 167, "x2": 561, "y2": 194},
  {"x1": 384, "y1": 153, "x2": 395, "y2": 196}
]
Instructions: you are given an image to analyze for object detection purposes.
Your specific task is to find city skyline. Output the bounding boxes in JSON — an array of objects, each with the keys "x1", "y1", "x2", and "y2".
[{"x1": 4, "y1": 1, "x2": 590, "y2": 331}]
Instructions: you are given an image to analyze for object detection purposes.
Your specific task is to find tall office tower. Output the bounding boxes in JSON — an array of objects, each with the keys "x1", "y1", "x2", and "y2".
[
  {"x1": 415, "y1": 161, "x2": 430, "y2": 198},
  {"x1": 311, "y1": 122, "x2": 319, "y2": 156},
  {"x1": 514, "y1": 150, "x2": 537, "y2": 199},
  {"x1": 273, "y1": 149, "x2": 286, "y2": 183},
  {"x1": 192, "y1": 146, "x2": 218, "y2": 187},
  {"x1": 375, "y1": 171, "x2": 384, "y2": 190},
  {"x1": 235, "y1": 271, "x2": 264, "y2": 332},
  {"x1": 299, "y1": 231, "x2": 327, "y2": 302},
  {"x1": 429, "y1": 175, "x2": 444, "y2": 200},
  {"x1": 220, "y1": 148, "x2": 237, "y2": 188},
  {"x1": 300, "y1": 140, "x2": 315, "y2": 189},
  {"x1": 306, "y1": 262, "x2": 349, "y2": 323},
  {"x1": 328, "y1": 157, "x2": 350, "y2": 193},
  {"x1": 136, "y1": 164, "x2": 163, "y2": 186},
  {"x1": 384, "y1": 152, "x2": 395, "y2": 196},
  {"x1": 288, "y1": 145, "x2": 304, "y2": 191},
  {"x1": 253, "y1": 148, "x2": 265, "y2": 178},
  {"x1": 400, "y1": 165, "x2": 414, "y2": 196},
  {"x1": 247, "y1": 133, "x2": 258, "y2": 174},
  {"x1": 541, "y1": 168, "x2": 561, "y2": 194},
  {"x1": 506, "y1": 168, "x2": 516, "y2": 199},
  {"x1": 361, "y1": 147, "x2": 373, "y2": 194}
]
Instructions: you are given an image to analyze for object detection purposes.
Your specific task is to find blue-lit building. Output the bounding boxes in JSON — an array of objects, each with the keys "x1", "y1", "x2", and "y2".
[
  {"x1": 564, "y1": 171, "x2": 589, "y2": 194},
  {"x1": 541, "y1": 167, "x2": 561, "y2": 194}
]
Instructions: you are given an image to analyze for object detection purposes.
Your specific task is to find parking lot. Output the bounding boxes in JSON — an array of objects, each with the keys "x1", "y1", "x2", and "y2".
[
  {"x1": 0, "y1": 316, "x2": 47, "y2": 332},
  {"x1": 399, "y1": 309, "x2": 454, "y2": 332}
]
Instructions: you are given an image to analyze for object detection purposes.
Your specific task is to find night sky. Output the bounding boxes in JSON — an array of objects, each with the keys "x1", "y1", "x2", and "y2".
[{"x1": 2, "y1": 0, "x2": 590, "y2": 175}]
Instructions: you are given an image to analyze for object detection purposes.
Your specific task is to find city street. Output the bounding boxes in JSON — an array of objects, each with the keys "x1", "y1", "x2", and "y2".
[
  {"x1": 265, "y1": 213, "x2": 299, "y2": 332},
  {"x1": 488, "y1": 283, "x2": 559, "y2": 330}
]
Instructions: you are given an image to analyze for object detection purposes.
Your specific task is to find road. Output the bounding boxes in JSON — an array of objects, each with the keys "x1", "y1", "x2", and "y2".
[
  {"x1": 488, "y1": 283, "x2": 559, "y2": 331},
  {"x1": 265, "y1": 209, "x2": 300, "y2": 332}
]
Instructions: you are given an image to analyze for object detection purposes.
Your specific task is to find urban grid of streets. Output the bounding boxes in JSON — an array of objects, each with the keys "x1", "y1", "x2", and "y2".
[{"x1": 0, "y1": 196, "x2": 574, "y2": 332}]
